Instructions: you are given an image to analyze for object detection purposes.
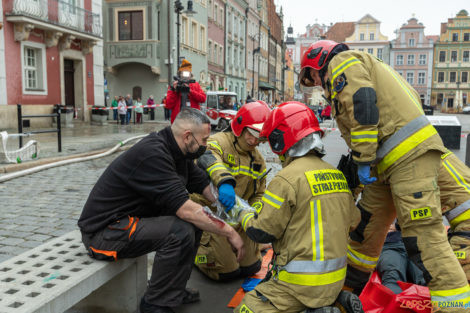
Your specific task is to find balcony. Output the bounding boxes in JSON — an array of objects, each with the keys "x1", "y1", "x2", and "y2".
[
  {"x1": 7, "y1": 0, "x2": 101, "y2": 40},
  {"x1": 106, "y1": 40, "x2": 161, "y2": 74}
]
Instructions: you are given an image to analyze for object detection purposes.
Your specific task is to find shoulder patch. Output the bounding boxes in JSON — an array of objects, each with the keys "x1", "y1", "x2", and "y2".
[{"x1": 333, "y1": 73, "x2": 348, "y2": 93}]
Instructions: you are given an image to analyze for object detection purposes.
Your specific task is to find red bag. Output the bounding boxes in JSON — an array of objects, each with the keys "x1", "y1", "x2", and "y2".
[{"x1": 359, "y1": 272, "x2": 433, "y2": 313}]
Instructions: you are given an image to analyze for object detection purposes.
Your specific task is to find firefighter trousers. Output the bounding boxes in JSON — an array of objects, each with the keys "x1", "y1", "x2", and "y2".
[
  {"x1": 439, "y1": 152, "x2": 470, "y2": 281},
  {"x1": 195, "y1": 224, "x2": 261, "y2": 281},
  {"x1": 347, "y1": 151, "x2": 470, "y2": 312},
  {"x1": 81, "y1": 216, "x2": 201, "y2": 308}
]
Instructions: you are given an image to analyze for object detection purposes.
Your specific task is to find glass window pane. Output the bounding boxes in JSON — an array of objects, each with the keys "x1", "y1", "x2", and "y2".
[
  {"x1": 118, "y1": 12, "x2": 131, "y2": 40},
  {"x1": 131, "y1": 11, "x2": 143, "y2": 40}
]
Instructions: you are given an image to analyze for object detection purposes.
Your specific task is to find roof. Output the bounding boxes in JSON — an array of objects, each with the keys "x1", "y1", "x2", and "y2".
[
  {"x1": 426, "y1": 35, "x2": 439, "y2": 42},
  {"x1": 325, "y1": 22, "x2": 355, "y2": 43}
]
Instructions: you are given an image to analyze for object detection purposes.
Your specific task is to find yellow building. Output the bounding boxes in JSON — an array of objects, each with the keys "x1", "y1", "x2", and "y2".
[
  {"x1": 431, "y1": 10, "x2": 470, "y2": 112},
  {"x1": 344, "y1": 14, "x2": 390, "y2": 64}
]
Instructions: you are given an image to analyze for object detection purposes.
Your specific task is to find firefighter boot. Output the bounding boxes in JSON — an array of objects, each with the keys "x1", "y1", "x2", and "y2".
[
  {"x1": 305, "y1": 307, "x2": 341, "y2": 313},
  {"x1": 334, "y1": 290, "x2": 364, "y2": 313}
]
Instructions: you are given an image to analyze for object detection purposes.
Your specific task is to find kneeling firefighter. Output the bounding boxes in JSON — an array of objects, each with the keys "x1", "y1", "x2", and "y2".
[
  {"x1": 193, "y1": 100, "x2": 271, "y2": 281},
  {"x1": 231, "y1": 101, "x2": 363, "y2": 313}
]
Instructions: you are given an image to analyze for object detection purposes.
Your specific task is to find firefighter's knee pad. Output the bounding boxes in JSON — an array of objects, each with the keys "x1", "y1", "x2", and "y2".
[{"x1": 240, "y1": 259, "x2": 261, "y2": 278}]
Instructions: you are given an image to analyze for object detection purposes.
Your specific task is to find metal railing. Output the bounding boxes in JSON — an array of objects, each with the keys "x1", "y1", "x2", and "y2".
[{"x1": 11, "y1": 0, "x2": 101, "y2": 37}]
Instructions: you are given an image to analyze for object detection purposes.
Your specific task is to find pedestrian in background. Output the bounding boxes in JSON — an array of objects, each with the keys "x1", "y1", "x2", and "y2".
[
  {"x1": 118, "y1": 96, "x2": 127, "y2": 125},
  {"x1": 125, "y1": 94, "x2": 133, "y2": 124},
  {"x1": 111, "y1": 96, "x2": 118, "y2": 120},
  {"x1": 135, "y1": 97, "x2": 143, "y2": 124},
  {"x1": 147, "y1": 95, "x2": 155, "y2": 120},
  {"x1": 163, "y1": 96, "x2": 170, "y2": 121}
]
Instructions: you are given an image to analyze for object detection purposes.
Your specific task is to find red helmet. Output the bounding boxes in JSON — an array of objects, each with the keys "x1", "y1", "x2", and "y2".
[
  {"x1": 260, "y1": 101, "x2": 323, "y2": 155},
  {"x1": 231, "y1": 101, "x2": 271, "y2": 137},
  {"x1": 299, "y1": 40, "x2": 341, "y2": 87}
]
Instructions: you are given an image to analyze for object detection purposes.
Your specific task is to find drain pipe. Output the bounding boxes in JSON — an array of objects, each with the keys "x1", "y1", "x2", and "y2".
[{"x1": 0, "y1": 135, "x2": 147, "y2": 183}]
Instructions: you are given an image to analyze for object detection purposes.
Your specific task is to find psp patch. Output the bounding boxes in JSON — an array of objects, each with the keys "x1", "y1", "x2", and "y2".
[
  {"x1": 333, "y1": 73, "x2": 348, "y2": 93},
  {"x1": 227, "y1": 153, "x2": 236, "y2": 165},
  {"x1": 194, "y1": 255, "x2": 207, "y2": 264},
  {"x1": 455, "y1": 251, "x2": 466, "y2": 259},
  {"x1": 410, "y1": 207, "x2": 432, "y2": 220},
  {"x1": 240, "y1": 304, "x2": 254, "y2": 313}
]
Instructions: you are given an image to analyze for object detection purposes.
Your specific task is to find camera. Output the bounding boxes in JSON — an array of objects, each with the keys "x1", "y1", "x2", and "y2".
[{"x1": 174, "y1": 71, "x2": 196, "y2": 93}]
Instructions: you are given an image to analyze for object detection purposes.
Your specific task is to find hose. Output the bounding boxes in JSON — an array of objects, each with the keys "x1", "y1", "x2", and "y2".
[{"x1": 0, "y1": 134, "x2": 147, "y2": 183}]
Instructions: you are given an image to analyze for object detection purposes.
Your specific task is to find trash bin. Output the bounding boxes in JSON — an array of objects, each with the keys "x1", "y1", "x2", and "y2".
[
  {"x1": 53, "y1": 105, "x2": 74, "y2": 128},
  {"x1": 422, "y1": 105, "x2": 434, "y2": 116},
  {"x1": 426, "y1": 115, "x2": 461, "y2": 149}
]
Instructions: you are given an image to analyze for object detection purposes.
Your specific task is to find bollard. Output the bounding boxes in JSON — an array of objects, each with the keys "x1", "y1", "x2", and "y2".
[
  {"x1": 466, "y1": 134, "x2": 470, "y2": 167},
  {"x1": 17, "y1": 104, "x2": 23, "y2": 148}
]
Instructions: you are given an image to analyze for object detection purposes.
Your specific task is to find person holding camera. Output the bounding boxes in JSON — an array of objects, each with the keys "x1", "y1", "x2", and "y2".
[{"x1": 166, "y1": 59, "x2": 206, "y2": 123}]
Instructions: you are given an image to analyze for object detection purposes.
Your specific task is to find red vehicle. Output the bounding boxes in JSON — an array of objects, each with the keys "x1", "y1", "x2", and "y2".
[{"x1": 201, "y1": 91, "x2": 238, "y2": 130}]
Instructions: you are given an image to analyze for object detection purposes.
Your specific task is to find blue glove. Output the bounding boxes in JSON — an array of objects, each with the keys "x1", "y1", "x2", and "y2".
[
  {"x1": 358, "y1": 164, "x2": 377, "y2": 185},
  {"x1": 241, "y1": 277, "x2": 262, "y2": 292},
  {"x1": 218, "y1": 183, "x2": 236, "y2": 212}
]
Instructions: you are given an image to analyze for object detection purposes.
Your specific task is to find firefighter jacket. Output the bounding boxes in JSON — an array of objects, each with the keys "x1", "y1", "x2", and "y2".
[
  {"x1": 325, "y1": 50, "x2": 445, "y2": 173},
  {"x1": 240, "y1": 153, "x2": 360, "y2": 308},
  {"x1": 195, "y1": 131, "x2": 267, "y2": 208}
]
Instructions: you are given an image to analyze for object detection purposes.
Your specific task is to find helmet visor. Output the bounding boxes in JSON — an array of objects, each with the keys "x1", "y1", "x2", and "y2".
[{"x1": 299, "y1": 68, "x2": 316, "y2": 87}]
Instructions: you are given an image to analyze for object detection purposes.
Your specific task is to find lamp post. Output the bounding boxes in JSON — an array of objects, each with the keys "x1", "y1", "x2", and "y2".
[
  {"x1": 250, "y1": 34, "x2": 260, "y2": 98},
  {"x1": 456, "y1": 80, "x2": 461, "y2": 112},
  {"x1": 175, "y1": 0, "x2": 196, "y2": 71}
]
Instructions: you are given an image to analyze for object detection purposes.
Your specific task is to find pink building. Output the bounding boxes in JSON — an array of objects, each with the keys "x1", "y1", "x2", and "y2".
[
  {"x1": 207, "y1": 0, "x2": 225, "y2": 91},
  {"x1": 391, "y1": 17, "x2": 436, "y2": 106},
  {"x1": 0, "y1": 0, "x2": 103, "y2": 128}
]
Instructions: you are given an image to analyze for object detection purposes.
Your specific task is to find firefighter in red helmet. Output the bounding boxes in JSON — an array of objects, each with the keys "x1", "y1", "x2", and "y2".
[
  {"x1": 232, "y1": 101, "x2": 363, "y2": 313},
  {"x1": 299, "y1": 40, "x2": 470, "y2": 312},
  {"x1": 192, "y1": 100, "x2": 271, "y2": 281}
]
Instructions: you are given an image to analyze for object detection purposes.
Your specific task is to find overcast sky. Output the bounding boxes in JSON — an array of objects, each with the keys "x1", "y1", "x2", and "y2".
[{"x1": 276, "y1": 0, "x2": 469, "y2": 39}]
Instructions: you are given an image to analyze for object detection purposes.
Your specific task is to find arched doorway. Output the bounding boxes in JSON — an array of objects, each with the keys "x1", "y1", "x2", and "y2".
[{"x1": 133, "y1": 86, "x2": 142, "y2": 100}]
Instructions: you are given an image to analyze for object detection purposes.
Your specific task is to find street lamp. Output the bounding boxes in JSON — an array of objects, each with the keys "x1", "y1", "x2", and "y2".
[
  {"x1": 175, "y1": 0, "x2": 197, "y2": 70},
  {"x1": 250, "y1": 34, "x2": 260, "y2": 98}
]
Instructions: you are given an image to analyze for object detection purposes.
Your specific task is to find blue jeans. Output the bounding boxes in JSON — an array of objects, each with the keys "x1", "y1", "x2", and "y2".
[
  {"x1": 113, "y1": 108, "x2": 118, "y2": 120},
  {"x1": 120, "y1": 114, "x2": 126, "y2": 125},
  {"x1": 126, "y1": 110, "x2": 132, "y2": 124}
]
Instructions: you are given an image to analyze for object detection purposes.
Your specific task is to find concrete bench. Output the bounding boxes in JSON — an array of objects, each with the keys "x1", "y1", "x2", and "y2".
[{"x1": 0, "y1": 230, "x2": 147, "y2": 313}]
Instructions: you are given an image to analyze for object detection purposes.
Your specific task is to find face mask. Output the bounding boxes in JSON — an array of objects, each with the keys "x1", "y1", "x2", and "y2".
[{"x1": 185, "y1": 133, "x2": 207, "y2": 159}]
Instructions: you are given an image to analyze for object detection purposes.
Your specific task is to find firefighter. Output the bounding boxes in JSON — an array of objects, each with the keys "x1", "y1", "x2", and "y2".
[
  {"x1": 299, "y1": 40, "x2": 470, "y2": 312},
  {"x1": 232, "y1": 101, "x2": 363, "y2": 313},
  {"x1": 440, "y1": 150, "x2": 470, "y2": 281},
  {"x1": 193, "y1": 101, "x2": 271, "y2": 281}
]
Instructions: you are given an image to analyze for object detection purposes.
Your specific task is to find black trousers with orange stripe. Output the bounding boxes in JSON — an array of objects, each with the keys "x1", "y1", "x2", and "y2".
[{"x1": 81, "y1": 216, "x2": 202, "y2": 307}]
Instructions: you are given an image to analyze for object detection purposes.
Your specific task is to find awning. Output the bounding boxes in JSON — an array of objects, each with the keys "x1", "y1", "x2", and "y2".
[{"x1": 259, "y1": 81, "x2": 276, "y2": 90}]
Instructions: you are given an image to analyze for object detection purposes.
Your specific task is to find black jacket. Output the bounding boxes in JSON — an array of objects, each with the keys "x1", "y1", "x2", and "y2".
[{"x1": 78, "y1": 127, "x2": 210, "y2": 234}]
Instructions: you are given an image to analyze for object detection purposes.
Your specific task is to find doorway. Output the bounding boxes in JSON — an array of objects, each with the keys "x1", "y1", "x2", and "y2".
[
  {"x1": 64, "y1": 59, "x2": 75, "y2": 110},
  {"x1": 448, "y1": 98, "x2": 454, "y2": 108},
  {"x1": 133, "y1": 86, "x2": 142, "y2": 101}
]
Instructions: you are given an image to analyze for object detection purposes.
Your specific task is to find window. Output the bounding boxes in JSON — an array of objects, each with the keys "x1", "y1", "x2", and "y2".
[
  {"x1": 377, "y1": 48, "x2": 383, "y2": 60},
  {"x1": 407, "y1": 54, "x2": 415, "y2": 65},
  {"x1": 418, "y1": 72, "x2": 425, "y2": 85},
  {"x1": 370, "y1": 33, "x2": 374, "y2": 40},
  {"x1": 462, "y1": 72, "x2": 468, "y2": 83},
  {"x1": 208, "y1": 0, "x2": 212, "y2": 18},
  {"x1": 368, "y1": 48, "x2": 373, "y2": 54},
  {"x1": 214, "y1": 4, "x2": 218, "y2": 22},
  {"x1": 228, "y1": 47, "x2": 231, "y2": 64},
  {"x1": 450, "y1": 72, "x2": 456, "y2": 82},
  {"x1": 21, "y1": 42, "x2": 47, "y2": 94},
  {"x1": 228, "y1": 12, "x2": 232, "y2": 32},
  {"x1": 437, "y1": 93, "x2": 443, "y2": 105},
  {"x1": 398, "y1": 71, "x2": 403, "y2": 76},
  {"x1": 409, "y1": 38, "x2": 415, "y2": 46},
  {"x1": 118, "y1": 11, "x2": 143, "y2": 40},
  {"x1": 208, "y1": 41, "x2": 212, "y2": 61},
  {"x1": 419, "y1": 54, "x2": 426, "y2": 65},
  {"x1": 191, "y1": 22, "x2": 197, "y2": 48},
  {"x1": 219, "y1": 47, "x2": 223, "y2": 64},
  {"x1": 213, "y1": 44, "x2": 217, "y2": 63},
  {"x1": 438, "y1": 72, "x2": 444, "y2": 82},
  {"x1": 360, "y1": 33, "x2": 364, "y2": 41},
  {"x1": 406, "y1": 72, "x2": 414, "y2": 85},
  {"x1": 464, "y1": 51, "x2": 469, "y2": 62},
  {"x1": 200, "y1": 26, "x2": 206, "y2": 51},
  {"x1": 182, "y1": 16, "x2": 188, "y2": 44},
  {"x1": 359, "y1": 48, "x2": 364, "y2": 52},
  {"x1": 396, "y1": 54, "x2": 404, "y2": 65},
  {"x1": 220, "y1": 9, "x2": 223, "y2": 24},
  {"x1": 451, "y1": 51, "x2": 457, "y2": 62},
  {"x1": 465, "y1": 33, "x2": 470, "y2": 42},
  {"x1": 439, "y1": 51, "x2": 446, "y2": 62},
  {"x1": 464, "y1": 93, "x2": 467, "y2": 105},
  {"x1": 452, "y1": 33, "x2": 458, "y2": 42}
]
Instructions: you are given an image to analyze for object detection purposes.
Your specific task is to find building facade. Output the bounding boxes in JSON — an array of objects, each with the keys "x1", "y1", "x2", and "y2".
[
  {"x1": 257, "y1": 0, "x2": 270, "y2": 102},
  {"x1": 344, "y1": 14, "x2": 390, "y2": 64},
  {"x1": 208, "y1": 0, "x2": 225, "y2": 91},
  {"x1": 432, "y1": 10, "x2": 470, "y2": 112},
  {"x1": 103, "y1": 0, "x2": 208, "y2": 107},
  {"x1": 391, "y1": 17, "x2": 436, "y2": 106},
  {"x1": 245, "y1": 0, "x2": 259, "y2": 98},
  {"x1": 1, "y1": 0, "x2": 103, "y2": 127}
]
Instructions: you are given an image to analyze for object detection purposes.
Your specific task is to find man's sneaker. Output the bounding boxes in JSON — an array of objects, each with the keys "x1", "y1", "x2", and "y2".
[
  {"x1": 182, "y1": 287, "x2": 200, "y2": 304},
  {"x1": 140, "y1": 297, "x2": 175, "y2": 313},
  {"x1": 305, "y1": 307, "x2": 341, "y2": 313},
  {"x1": 334, "y1": 290, "x2": 364, "y2": 313}
]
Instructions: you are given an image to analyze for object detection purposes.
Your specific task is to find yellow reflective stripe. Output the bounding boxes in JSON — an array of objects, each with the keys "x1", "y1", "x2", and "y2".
[
  {"x1": 443, "y1": 159, "x2": 470, "y2": 194},
  {"x1": 380, "y1": 63, "x2": 424, "y2": 114},
  {"x1": 331, "y1": 57, "x2": 361, "y2": 81},
  {"x1": 351, "y1": 137, "x2": 377, "y2": 143},
  {"x1": 276, "y1": 267, "x2": 346, "y2": 286},
  {"x1": 208, "y1": 141, "x2": 223, "y2": 155},
  {"x1": 206, "y1": 163, "x2": 227, "y2": 177},
  {"x1": 240, "y1": 165, "x2": 267, "y2": 178},
  {"x1": 430, "y1": 285, "x2": 470, "y2": 305},
  {"x1": 311, "y1": 200, "x2": 324, "y2": 261},
  {"x1": 262, "y1": 195, "x2": 282, "y2": 209},
  {"x1": 351, "y1": 130, "x2": 378, "y2": 143},
  {"x1": 451, "y1": 209, "x2": 470, "y2": 227},
  {"x1": 430, "y1": 284, "x2": 470, "y2": 297},
  {"x1": 441, "y1": 150, "x2": 453, "y2": 160},
  {"x1": 347, "y1": 245, "x2": 378, "y2": 269},
  {"x1": 265, "y1": 190, "x2": 284, "y2": 202},
  {"x1": 262, "y1": 190, "x2": 284, "y2": 209},
  {"x1": 241, "y1": 212, "x2": 255, "y2": 231},
  {"x1": 351, "y1": 130, "x2": 378, "y2": 136},
  {"x1": 377, "y1": 124, "x2": 437, "y2": 174}
]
